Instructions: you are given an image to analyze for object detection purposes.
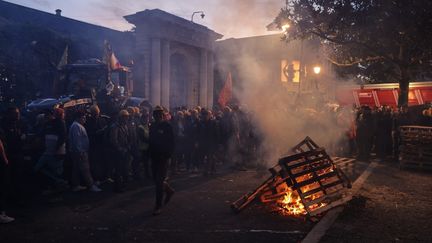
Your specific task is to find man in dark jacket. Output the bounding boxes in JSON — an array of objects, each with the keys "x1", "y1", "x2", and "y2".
[
  {"x1": 109, "y1": 110, "x2": 131, "y2": 192},
  {"x1": 198, "y1": 109, "x2": 218, "y2": 175},
  {"x1": 34, "y1": 108, "x2": 67, "y2": 189},
  {"x1": 85, "y1": 105, "x2": 108, "y2": 183},
  {"x1": 149, "y1": 106, "x2": 175, "y2": 215}
]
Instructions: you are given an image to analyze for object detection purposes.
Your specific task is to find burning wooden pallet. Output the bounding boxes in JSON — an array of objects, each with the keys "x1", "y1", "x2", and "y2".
[
  {"x1": 277, "y1": 149, "x2": 350, "y2": 216},
  {"x1": 399, "y1": 126, "x2": 432, "y2": 170},
  {"x1": 291, "y1": 136, "x2": 320, "y2": 153},
  {"x1": 231, "y1": 137, "x2": 351, "y2": 217}
]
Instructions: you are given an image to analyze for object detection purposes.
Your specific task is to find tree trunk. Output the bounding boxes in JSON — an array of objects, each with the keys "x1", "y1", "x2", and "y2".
[{"x1": 398, "y1": 67, "x2": 409, "y2": 107}]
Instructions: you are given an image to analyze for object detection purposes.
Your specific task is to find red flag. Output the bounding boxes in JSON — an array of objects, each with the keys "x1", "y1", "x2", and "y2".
[
  {"x1": 110, "y1": 52, "x2": 122, "y2": 70},
  {"x1": 218, "y1": 72, "x2": 233, "y2": 107}
]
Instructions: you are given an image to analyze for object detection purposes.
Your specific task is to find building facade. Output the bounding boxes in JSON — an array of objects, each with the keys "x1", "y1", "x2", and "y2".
[
  {"x1": 214, "y1": 34, "x2": 332, "y2": 97},
  {"x1": 124, "y1": 9, "x2": 222, "y2": 109}
]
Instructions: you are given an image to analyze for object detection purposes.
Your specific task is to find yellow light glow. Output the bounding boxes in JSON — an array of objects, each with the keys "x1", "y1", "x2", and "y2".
[
  {"x1": 313, "y1": 66, "x2": 321, "y2": 74},
  {"x1": 292, "y1": 60, "x2": 300, "y2": 83},
  {"x1": 281, "y1": 59, "x2": 289, "y2": 82},
  {"x1": 282, "y1": 24, "x2": 290, "y2": 32}
]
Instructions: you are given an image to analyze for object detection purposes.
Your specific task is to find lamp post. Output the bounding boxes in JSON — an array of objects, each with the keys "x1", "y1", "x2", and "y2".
[
  {"x1": 313, "y1": 65, "x2": 321, "y2": 90},
  {"x1": 191, "y1": 11, "x2": 205, "y2": 22}
]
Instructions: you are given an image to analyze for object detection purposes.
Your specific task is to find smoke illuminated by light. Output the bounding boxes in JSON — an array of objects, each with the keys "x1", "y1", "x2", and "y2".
[{"x1": 282, "y1": 24, "x2": 290, "y2": 32}]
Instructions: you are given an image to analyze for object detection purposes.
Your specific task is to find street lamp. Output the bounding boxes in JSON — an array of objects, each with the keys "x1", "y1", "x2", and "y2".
[
  {"x1": 282, "y1": 23, "x2": 290, "y2": 32},
  {"x1": 191, "y1": 11, "x2": 205, "y2": 22},
  {"x1": 311, "y1": 65, "x2": 321, "y2": 91}
]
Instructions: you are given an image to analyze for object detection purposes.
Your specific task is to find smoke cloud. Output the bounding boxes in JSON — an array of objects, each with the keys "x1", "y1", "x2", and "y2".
[{"x1": 220, "y1": 41, "x2": 354, "y2": 164}]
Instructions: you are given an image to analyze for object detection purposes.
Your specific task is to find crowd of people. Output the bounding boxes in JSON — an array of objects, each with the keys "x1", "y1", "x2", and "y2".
[
  {"x1": 0, "y1": 103, "x2": 260, "y2": 221},
  {"x1": 336, "y1": 104, "x2": 432, "y2": 161},
  {"x1": 0, "y1": 101, "x2": 431, "y2": 222}
]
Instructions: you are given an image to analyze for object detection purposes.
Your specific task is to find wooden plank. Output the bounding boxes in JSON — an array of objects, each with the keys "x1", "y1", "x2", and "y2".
[
  {"x1": 279, "y1": 149, "x2": 326, "y2": 165},
  {"x1": 284, "y1": 155, "x2": 332, "y2": 171},
  {"x1": 293, "y1": 171, "x2": 339, "y2": 189},
  {"x1": 308, "y1": 196, "x2": 350, "y2": 216},
  {"x1": 231, "y1": 176, "x2": 276, "y2": 212},
  {"x1": 291, "y1": 163, "x2": 334, "y2": 178},
  {"x1": 303, "y1": 188, "x2": 346, "y2": 207},
  {"x1": 298, "y1": 180, "x2": 344, "y2": 198},
  {"x1": 291, "y1": 136, "x2": 321, "y2": 153}
]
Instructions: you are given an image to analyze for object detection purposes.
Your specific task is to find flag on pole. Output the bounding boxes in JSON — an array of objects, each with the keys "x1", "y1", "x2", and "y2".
[
  {"x1": 218, "y1": 72, "x2": 233, "y2": 107},
  {"x1": 110, "y1": 52, "x2": 122, "y2": 70},
  {"x1": 57, "y1": 45, "x2": 68, "y2": 70},
  {"x1": 103, "y1": 40, "x2": 112, "y2": 63}
]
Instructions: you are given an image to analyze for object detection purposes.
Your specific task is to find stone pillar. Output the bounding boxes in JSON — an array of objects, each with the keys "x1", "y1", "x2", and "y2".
[
  {"x1": 207, "y1": 52, "x2": 214, "y2": 109},
  {"x1": 161, "y1": 40, "x2": 170, "y2": 110},
  {"x1": 151, "y1": 38, "x2": 161, "y2": 106},
  {"x1": 199, "y1": 49, "x2": 208, "y2": 107}
]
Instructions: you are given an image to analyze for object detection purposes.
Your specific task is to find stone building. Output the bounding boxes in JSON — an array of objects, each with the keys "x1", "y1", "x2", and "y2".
[
  {"x1": 0, "y1": 1, "x2": 334, "y2": 109},
  {"x1": 124, "y1": 9, "x2": 222, "y2": 109},
  {"x1": 214, "y1": 34, "x2": 332, "y2": 97},
  {"x1": 0, "y1": 1, "x2": 222, "y2": 109},
  {"x1": 0, "y1": 0, "x2": 134, "y2": 99}
]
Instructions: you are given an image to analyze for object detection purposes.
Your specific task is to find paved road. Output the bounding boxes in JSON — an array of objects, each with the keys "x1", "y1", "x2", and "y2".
[
  {"x1": 0, "y1": 160, "x2": 370, "y2": 243},
  {"x1": 320, "y1": 161, "x2": 432, "y2": 243}
]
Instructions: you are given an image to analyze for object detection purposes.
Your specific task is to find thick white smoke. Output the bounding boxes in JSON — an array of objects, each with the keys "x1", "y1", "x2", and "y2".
[{"x1": 222, "y1": 42, "x2": 354, "y2": 164}]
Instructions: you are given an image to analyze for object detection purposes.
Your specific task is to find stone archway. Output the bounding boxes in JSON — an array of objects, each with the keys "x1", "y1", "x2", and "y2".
[
  {"x1": 169, "y1": 53, "x2": 189, "y2": 109},
  {"x1": 124, "y1": 9, "x2": 222, "y2": 109}
]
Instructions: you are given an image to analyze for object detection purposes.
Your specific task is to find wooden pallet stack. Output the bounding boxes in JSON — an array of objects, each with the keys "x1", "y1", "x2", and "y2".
[
  {"x1": 231, "y1": 137, "x2": 351, "y2": 217},
  {"x1": 399, "y1": 126, "x2": 432, "y2": 170},
  {"x1": 277, "y1": 149, "x2": 350, "y2": 216}
]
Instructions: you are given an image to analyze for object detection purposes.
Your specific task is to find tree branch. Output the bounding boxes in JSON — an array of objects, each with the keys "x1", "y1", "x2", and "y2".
[{"x1": 324, "y1": 55, "x2": 385, "y2": 67}]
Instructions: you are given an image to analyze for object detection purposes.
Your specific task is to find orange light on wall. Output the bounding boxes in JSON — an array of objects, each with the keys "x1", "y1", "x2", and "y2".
[
  {"x1": 281, "y1": 59, "x2": 289, "y2": 82},
  {"x1": 281, "y1": 60, "x2": 300, "y2": 83},
  {"x1": 292, "y1": 60, "x2": 300, "y2": 83}
]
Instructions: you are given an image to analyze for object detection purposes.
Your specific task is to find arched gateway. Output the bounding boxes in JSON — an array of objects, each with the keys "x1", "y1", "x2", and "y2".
[
  {"x1": 169, "y1": 53, "x2": 188, "y2": 109},
  {"x1": 124, "y1": 9, "x2": 222, "y2": 110}
]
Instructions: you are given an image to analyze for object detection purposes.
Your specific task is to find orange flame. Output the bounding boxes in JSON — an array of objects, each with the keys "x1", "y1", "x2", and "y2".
[
  {"x1": 276, "y1": 172, "x2": 330, "y2": 216},
  {"x1": 280, "y1": 190, "x2": 306, "y2": 215}
]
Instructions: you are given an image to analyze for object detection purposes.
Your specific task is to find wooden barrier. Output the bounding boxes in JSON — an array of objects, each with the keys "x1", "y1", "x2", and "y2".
[{"x1": 399, "y1": 126, "x2": 432, "y2": 170}]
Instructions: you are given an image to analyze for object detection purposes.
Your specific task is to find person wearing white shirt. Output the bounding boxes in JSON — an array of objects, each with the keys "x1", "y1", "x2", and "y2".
[{"x1": 68, "y1": 110, "x2": 101, "y2": 192}]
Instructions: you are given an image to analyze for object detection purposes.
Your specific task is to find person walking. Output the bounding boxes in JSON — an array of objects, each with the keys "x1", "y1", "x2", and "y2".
[
  {"x1": 68, "y1": 110, "x2": 101, "y2": 192},
  {"x1": 149, "y1": 106, "x2": 175, "y2": 215}
]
